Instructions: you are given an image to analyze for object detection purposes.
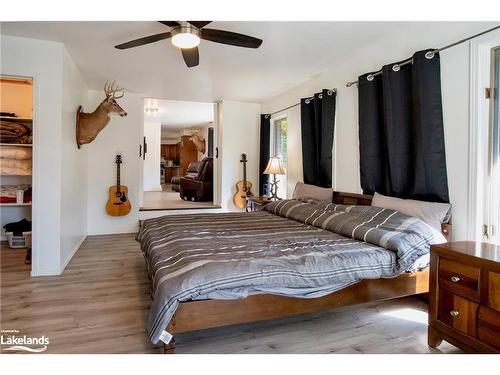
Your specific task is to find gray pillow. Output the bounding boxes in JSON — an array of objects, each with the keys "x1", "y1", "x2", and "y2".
[
  {"x1": 371, "y1": 192, "x2": 451, "y2": 231},
  {"x1": 292, "y1": 182, "x2": 333, "y2": 201}
]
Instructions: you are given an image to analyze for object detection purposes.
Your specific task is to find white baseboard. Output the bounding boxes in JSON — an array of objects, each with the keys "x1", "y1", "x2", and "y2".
[
  {"x1": 31, "y1": 268, "x2": 62, "y2": 277},
  {"x1": 59, "y1": 235, "x2": 87, "y2": 273}
]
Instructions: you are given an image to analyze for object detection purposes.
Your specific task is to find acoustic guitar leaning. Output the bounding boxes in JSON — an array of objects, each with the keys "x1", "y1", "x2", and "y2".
[
  {"x1": 233, "y1": 153, "x2": 253, "y2": 209},
  {"x1": 105, "y1": 154, "x2": 132, "y2": 216}
]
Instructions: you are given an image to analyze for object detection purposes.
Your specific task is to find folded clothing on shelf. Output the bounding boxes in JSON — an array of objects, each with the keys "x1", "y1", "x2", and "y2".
[
  {"x1": 0, "y1": 120, "x2": 31, "y2": 143},
  {"x1": 0, "y1": 184, "x2": 31, "y2": 203},
  {"x1": 0, "y1": 158, "x2": 32, "y2": 175},
  {"x1": 3, "y1": 218, "x2": 32, "y2": 236},
  {"x1": 0, "y1": 145, "x2": 32, "y2": 159}
]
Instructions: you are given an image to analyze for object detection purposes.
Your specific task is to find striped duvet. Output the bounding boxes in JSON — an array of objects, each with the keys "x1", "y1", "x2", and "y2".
[{"x1": 137, "y1": 198, "x2": 445, "y2": 344}]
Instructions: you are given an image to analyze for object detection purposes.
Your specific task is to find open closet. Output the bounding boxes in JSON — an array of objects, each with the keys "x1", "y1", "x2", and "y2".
[{"x1": 0, "y1": 76, "x2": 34, "y2": 269}]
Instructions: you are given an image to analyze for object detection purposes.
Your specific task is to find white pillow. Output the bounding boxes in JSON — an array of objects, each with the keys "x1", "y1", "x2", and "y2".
[
  {"x1": 371, "y1": 192, "x2": 451, "y2": 231},
  {"x1": 292, "y1": 182, "x2": 333, "y2": 201}
]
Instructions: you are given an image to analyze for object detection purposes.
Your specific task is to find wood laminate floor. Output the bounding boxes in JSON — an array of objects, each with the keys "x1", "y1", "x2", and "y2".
[
  {"x1": 141, "y1": 191, "x2": 217, "y2": 210},
  {"x1": 0, "y1": 234, "x2": 461, "y2": 354}
]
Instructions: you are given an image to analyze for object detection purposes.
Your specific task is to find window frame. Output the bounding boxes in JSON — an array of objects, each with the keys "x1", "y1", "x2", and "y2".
[{"x1": 270, "y1": 113, "x2": 288, "y2": 197}]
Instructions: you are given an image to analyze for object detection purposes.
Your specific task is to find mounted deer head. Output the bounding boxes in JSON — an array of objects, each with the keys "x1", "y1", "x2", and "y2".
[
  {"x1": 189, "y1": 132, "x2": 206, "y2": 154},
  {"x1": 76, "y1": 81, "x2": 127, "y2": 148}
]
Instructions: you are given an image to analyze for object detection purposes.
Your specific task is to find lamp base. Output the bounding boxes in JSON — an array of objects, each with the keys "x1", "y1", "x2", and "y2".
[{"x1": 269, "y1": 174, "x2": 281, "y2": 201}]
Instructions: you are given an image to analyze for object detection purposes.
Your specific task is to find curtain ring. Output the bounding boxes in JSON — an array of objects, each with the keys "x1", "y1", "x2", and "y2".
[
  {"x1": 425, "y1": 51, "x2": 435, "y2": 59},
  {"x1": 392, "y1": 64, "x2": 400, "y2": 72},
  {"x1": 327, "y1": 90, "x2": 334, "y2": 95},
  {"x1": 367, "y1": 74, "x2": 374, "y2": 82},
  {"x1": 318, "y1": 94, "x2": 323, "y2": 99},
  {"x1": 305, "y1": 98, "x2": 311, "y2": 104},
  {"x1": 264, "y1": 114, "x2": 270, "y2": 119}
]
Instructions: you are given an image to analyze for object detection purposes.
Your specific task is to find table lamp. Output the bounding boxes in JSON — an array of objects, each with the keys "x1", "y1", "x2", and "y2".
[{"x1": 263, "y1": 156, "x2": 286, "y2": 201}]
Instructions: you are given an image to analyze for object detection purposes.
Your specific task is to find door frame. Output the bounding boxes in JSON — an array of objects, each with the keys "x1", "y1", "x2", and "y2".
[
  {"x1": 468, "y1": 29, "x2": 500, "y2": 241},
  {"x1": 0, "y1": 70, "x2": 38, "y2": 276},
  {"x1": 139, "y1": 99, "x2": 221, "y2": 208}
]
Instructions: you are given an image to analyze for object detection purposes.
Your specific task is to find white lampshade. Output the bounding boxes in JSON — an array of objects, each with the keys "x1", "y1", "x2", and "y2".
[{"x1": 264, "y1": 157, "x2": 286, "y2": 175}]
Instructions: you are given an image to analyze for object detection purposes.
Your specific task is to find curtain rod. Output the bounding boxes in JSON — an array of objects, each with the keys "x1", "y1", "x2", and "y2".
[
  {"x1": 265, "y1": 89, "x2": 336, "y2": 118},
  {"x1": 345, "y1": 24, "x2": 500, "y2": 87}
]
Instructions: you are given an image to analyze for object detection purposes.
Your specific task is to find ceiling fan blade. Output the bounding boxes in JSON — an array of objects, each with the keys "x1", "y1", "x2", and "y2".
[
  {"x1": 181, "y1": 47, "x2": 199, "y2": 67},
  {"x1": 187, "y1": 21, "x2": 212, "y2": 28},
  {"x1": 201, "y1": 28, "x2": 262, "y2": 48},
  {"x1": 158, "y1": 21, "x2": 181, "y2": 27},
  {"x1": 115, "y1": 32, "x2": 171, "y2": 49}
]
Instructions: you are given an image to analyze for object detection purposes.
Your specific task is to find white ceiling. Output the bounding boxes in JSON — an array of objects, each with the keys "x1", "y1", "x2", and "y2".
[
  {"x1": 144, "y1": 98, "x2": 213, "y2": 129},
  {"x1": 1, "y1": 21, "x2": 497, "y2": 103}
]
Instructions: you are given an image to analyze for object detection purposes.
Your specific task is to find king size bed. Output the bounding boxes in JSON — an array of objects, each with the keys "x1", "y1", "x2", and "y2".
[{"x1": 136, "y1": 191, "x2": 451, "y2": 353}]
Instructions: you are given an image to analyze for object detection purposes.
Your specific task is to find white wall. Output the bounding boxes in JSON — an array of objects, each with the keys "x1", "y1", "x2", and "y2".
[
  {"x1": 1, "y1": 35, "x2": 88, "y2": 275},
  {"x1": 261, "y1": 36, "x2": 481, "y2": 241},
  {"x1": 143, "y1": 121, "x2": 161, "y2": 192},
  {"x1": 60, "y1": 48, "x2": 89, "y2": 270},
  {"x1": 219, "y1": 100, "x2": 261, "y2": 211},
  {"x1": 86, "y1": 90, "x2": 143, "y2": 235},
  {"x1": 1, "y1": 35, "x2": 63, "y2": 275},
  {"x1": 440, "y1": 44, "x2": 471, "y2": 241}
]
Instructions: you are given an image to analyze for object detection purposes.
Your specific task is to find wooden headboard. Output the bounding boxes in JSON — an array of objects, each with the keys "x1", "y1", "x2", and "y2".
[
  {"x1": 332, "y1": 191, "x2": 374, "y2": 206},
  {"x1": 332, "y1": 191, "x2": 452, "y2": 242}
]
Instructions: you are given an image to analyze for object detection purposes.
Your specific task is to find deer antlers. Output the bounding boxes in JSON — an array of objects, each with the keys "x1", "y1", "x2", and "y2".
[{"x1": 104, "y1": 80, "x2": 124, "y2": 100}]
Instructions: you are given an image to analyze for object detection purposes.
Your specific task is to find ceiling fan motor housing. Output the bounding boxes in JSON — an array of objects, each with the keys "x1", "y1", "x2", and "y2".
[{"x1": 171, "y1": 25, "x2": 201, "y2": 49}]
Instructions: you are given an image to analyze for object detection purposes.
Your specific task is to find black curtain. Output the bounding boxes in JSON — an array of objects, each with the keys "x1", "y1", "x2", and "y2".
[
  {"x1": 358, "y1": 49, "x2": 449, "y2": 203},
  {"x1": 300, "y1": 89, "x2": 336, "y2": 188},
  {"x1": 259, "y1": 114, "x2": 271, "y2": 196}
]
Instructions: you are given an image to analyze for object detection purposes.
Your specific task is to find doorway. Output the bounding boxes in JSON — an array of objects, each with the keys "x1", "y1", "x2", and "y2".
[
  {"x1": 140, "y1": 99, "x2": 219, "y2": 210},
  {"x1": 0, "y1": 75, "x2": 34, "y2": 273}
]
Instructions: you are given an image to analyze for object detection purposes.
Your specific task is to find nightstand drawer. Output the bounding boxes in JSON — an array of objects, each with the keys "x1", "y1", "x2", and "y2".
[
  {"x1": 438, "y1": 289, "x2": 479, "y2": 337},
  {"x1": 439, "y1": 258, "x2": 480, "y2": 301},
  {"x1": 478, "y1": 307, "x2": 500, "y2": 350},
  {"x1": 487, "y1": 272, "x2": 500, "y2": 312}
]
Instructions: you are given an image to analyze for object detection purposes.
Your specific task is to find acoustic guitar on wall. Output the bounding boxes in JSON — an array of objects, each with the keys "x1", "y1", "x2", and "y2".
[
  {"x1": 233, "y1": 153, "x2": 253, "y2": 209},
  {"x1": 105, "y1": 154, "x2": 132, "y2": 216}
]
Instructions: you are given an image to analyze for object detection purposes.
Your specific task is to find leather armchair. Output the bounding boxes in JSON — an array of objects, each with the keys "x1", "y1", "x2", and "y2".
[
  {"x1": 179, "y1": 157, "x2": 213, "y2": 202},
  {"x1": 171, "y1": 161, "x2": 200, "y2": 192}
]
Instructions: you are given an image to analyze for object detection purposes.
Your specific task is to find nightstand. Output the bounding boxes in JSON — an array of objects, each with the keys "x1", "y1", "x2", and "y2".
[
  {"x1": 428, "y1": 241, "x2": 500, "y2": 353},
  {"x1": 245, "y1": 195, "x2": 271, "y2": 212}
]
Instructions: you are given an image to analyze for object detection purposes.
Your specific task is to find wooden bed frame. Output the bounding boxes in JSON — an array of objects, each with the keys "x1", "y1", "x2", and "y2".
[{"x1": 161, "y1": 191, "x2": 451, "y2": 353}]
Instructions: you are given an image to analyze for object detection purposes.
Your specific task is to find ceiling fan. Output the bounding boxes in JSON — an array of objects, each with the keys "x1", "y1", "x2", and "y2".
[{"x1": 114, "y1": 21, "x2": 263, "y2": 68}]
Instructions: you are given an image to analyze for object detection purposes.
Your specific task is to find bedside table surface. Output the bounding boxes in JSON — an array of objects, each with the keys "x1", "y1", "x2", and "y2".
[
  {"x1": 432, "y1": 241, "x2": 500, "y2": 270},
  {"x1": 246, "y1": 195, "x2": 271, "y2": 204}
]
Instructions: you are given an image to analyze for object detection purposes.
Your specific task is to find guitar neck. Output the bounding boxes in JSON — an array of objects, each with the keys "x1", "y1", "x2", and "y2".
[
  {"x1": 116, "y1": 163, "x2": 121, "y2": 193},
  {"x1": 243, "y1": 161, "x2": 247, "y2": 187}
]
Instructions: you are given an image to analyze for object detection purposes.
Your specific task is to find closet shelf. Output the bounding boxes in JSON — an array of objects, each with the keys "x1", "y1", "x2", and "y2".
[
  {"x1": 0, "y1": 174, "x2": 32, "y2": 177},
  {"x1": 0, "y1": 116, "x2": 32, "y2": 122},
  {"x1": 0, "y1": 202, "x2": 32, "y2": 207},
  {"x1": 0, "y1": 143, "x2": 32, "y2": 147}
]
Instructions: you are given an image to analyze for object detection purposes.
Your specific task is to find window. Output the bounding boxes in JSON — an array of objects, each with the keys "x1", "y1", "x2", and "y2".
[
  {"x1": 271, "y1": 116, "x2": 288, "y2": 198},
  {"x1": 486, "y1": 46, "x2": 500, "y2": 245}
]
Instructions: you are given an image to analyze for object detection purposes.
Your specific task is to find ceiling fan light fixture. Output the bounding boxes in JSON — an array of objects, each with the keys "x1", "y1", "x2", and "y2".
[{"x1": 171, "y1": 25, "x2": 201, "y2": 49}]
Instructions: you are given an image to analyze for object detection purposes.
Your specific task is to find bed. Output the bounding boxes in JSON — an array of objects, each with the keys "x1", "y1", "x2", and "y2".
[{"x1": 137, "y1": 192, "x2": 451, "y2": 353}]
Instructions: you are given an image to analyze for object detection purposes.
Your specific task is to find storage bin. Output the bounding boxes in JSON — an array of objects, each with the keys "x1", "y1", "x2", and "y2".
[{"x1": 5, "y1": 231, "x2": 31, "y2": 249}]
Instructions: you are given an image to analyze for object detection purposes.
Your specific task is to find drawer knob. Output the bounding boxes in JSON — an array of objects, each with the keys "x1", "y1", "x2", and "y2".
[
  {"x1": 450, "y1": 276, "x2": 461, "y2": 283},
  {"x1": 450, "y1": 310, "x2": 460, "y2": 317}
]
